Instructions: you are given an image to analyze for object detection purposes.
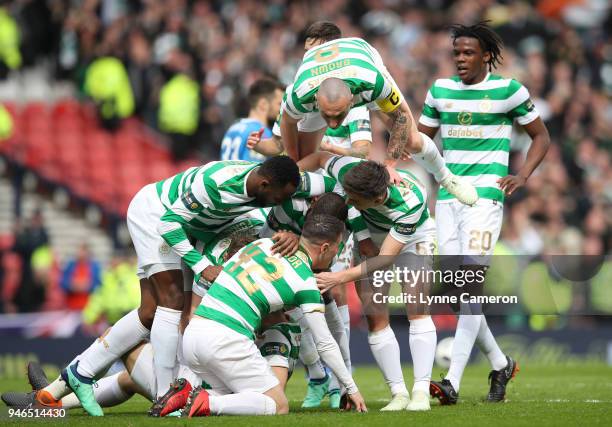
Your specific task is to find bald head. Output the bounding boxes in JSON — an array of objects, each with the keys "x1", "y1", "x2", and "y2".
[
  {"x1": 316, "y1": 78, "x2": 353, "y2": 129},
  {"x1": 318, "y1": 77, "x2": 352, "y2": 103}
]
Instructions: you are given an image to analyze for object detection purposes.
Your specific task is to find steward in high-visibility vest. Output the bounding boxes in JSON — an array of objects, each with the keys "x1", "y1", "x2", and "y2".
[
  {"x1": 0, "y1": 7, "x2": 21, "y2": 79},
  {"x1": 84, "y1": 57, "x2": 134, "y2": 129}
]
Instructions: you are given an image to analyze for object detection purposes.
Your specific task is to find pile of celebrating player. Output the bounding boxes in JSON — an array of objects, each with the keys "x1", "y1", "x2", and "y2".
[{"x1": 2, "y1": 20, "x2": 549, "y2": 417}]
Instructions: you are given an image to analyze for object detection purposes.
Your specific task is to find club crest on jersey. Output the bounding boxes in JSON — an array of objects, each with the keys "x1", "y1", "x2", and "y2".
[
  {"x1": 159, "y1": 242, "x2": 171, "y2": 255},
  {"x1": 458, "y1": 111, "x2": 472, "y2": 126},
  {"x1": 479, "y1": 96, "x2": 492, "y2": 113}
]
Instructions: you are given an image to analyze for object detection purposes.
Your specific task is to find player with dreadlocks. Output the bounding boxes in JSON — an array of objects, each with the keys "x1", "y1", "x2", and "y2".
[{"x1": 418, "y1": 21, "x2": 550, "y2": 405}]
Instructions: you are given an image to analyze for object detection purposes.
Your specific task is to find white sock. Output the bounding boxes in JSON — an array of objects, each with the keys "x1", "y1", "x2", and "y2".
[
  {"x1": 44, "y1": 376, "x2": 70, "y2": 400},
  {"x1": 409, "y1": 317, "x2": 437, "y2": 394},
  {"x1": 177, "y1": 333, "x2": 202, "y2": 388},
  {"x1": 297, "y1": 324, "x2": 326, "y2": 380},
  {"x1": 151, "y1": 306, "x2": 181, "y2": 398},
  {"x1": 368, "y1": 325, "x2": 408, "y2": 396},
  {"x1": 61, "y1": 372, "x2": 132, "y2": 408},
  {"x1": 446, "y1": 314, "x2": 482, "y2": 392},
  {"x1": 324, "y1": 300, "x2": 351, "y2": 372},
  {"x1": 411, "y1": 132, "x2": 450, "y2": 182},
  {"x1": 209, "y1": 392, "x2": 276, "y2": 415},
  {"x1": 476, "y1": 315, "x2": 507, "y2": 371},
  {"x1": 338, "y1": 304, "x2": 350, "y2": 343},
  {"x1": 328, "y1": 373, "x2": 340, "y2": 392},
  {"x1": 77, "y1": 310, "x2": 150, "y2": 378}
]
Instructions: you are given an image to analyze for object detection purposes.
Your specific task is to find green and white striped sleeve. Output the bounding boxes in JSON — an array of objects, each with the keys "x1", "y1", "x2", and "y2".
[
  {"x1": 157, "y1": 178, "x2": 213, "y2": 277},
  {"x1": 347, "y1": 206, "x2": 371, "y2": 241},
  {"x1": 506, "y1": 80, "x2": 539, "y2": 125},
  {"x1": 419, "y1": 87, "x2": 440, "y2": 127},
  {"x1": 293, "y1": 172, "x2": 337, "y2": 198}
]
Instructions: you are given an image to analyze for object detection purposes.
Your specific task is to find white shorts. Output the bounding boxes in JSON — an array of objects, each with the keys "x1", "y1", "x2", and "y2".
[
  {"x1": 354, "y1": 217, "x2": 437, "y2": 261},
  {"x1": 331, "y1": 233, "x2": 354, "y2": 273},
  {"x1": 436, "y1": 199, "x2": 503, "y2": 265},
  {"x1": 298, "y1": 112, "x2": 327, "y2": 133},
  {"x1": 126, "y1": 183, "x2": 182, "y2": 279},
  {"x1": 182, "y1": 317, "x2": 280, "y2": 394}
]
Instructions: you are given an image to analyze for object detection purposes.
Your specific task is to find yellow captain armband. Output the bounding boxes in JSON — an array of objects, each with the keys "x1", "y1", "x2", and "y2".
[{"x1": 375, "y1": 86, "x2": 403, "y2": 113}]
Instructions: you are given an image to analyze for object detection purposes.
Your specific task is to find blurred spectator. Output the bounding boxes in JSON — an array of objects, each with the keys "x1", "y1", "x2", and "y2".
[
  {"x1": 11, "y1": 211, "x2": 49, "y2": 312},
  {"x1": 0, "y1": 103, "x2": 13, "y2": 139},
  {"x1": 60, "y1": 244, "x2": 102, "y2": 311},
  {"x1": 0, "y1": 4, "x2": 21, "y2": 79},
  {"x1": 84, "y1": 56, "x2": 135, "y2": 130},
  {"x1": 0, "y1": 0, "x2": 609, "y2": 319},
  {"x1": 157, "y1": 50, "x2": 200, "y2": 160},
  {"x1": 82, "y1": 253, "x2": 139, "y2": 326}
]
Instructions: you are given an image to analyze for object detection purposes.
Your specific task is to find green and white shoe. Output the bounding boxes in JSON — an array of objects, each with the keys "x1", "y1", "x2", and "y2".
[
  {"x1": 301, "y1": 374, "x2": 330, "y2": 408},
  {"x1": 61, "y1": 363, "x2": 103, "y2": 416},
  {"x1": 328, "y1": 389, "x2": 341, "y2": 409}
]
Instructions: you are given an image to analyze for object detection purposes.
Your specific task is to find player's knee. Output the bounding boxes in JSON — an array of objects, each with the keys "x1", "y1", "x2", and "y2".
[
  {"x1": 137, "y1": 304, "x2": 156, "y2": 329},
  {"x1": 366, "y1": 313, "x2": 389, "y2": 332}
]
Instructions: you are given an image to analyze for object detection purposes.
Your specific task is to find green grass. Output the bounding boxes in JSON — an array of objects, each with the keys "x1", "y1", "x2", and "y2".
[{"x1": 1, "y1": 363, "x2": 611, "y2": 426}]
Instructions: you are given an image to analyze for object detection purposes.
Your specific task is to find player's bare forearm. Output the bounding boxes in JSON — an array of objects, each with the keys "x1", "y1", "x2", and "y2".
[
  {"x1": 280, "y1": 112, "x2": 300, "y2": 161},
  {"x1": 322, "y1": 140, "x2": 370, "y2": 158},
  {"x1": 297, "y1": 151, "x2": 332, "y2": 172},
  {"x1": 386, "y1": 102, "x2": 418, "y2": 160},
  {"x1": 253, "y1": 135, "x2": 284, "y2": 156},
  {"x1": 518, "y1": 118, "x2": 551, "y2": 179}
]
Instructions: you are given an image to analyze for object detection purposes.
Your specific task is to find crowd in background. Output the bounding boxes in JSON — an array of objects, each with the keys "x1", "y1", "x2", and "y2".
[{"x1": 0, "y1": 0, "x2": 610, "y2": 320}]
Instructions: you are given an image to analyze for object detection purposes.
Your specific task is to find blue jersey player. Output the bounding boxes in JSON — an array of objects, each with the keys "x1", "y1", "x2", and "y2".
[{"x1": 220, "y1": 79, "x2": 284, "y2": 161}]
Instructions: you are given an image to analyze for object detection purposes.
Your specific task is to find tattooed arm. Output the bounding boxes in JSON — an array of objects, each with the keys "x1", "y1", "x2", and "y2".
[{"x1": 384, "y1": 100, "x2": 420, "y2": 160}]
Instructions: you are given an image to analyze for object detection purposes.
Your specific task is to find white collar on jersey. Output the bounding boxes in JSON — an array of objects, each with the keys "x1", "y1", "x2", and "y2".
[{"x1": 458, "y1": 72, "x2": 491, "y2": 89}]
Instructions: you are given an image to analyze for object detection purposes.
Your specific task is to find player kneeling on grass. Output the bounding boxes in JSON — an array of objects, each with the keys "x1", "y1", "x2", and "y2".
[
  {"x1": 181, "y1": 214, "x2": 366, "y2": 417},
  {"x1": 1, "y1": 228, "x2": 301, "y2": 415}
]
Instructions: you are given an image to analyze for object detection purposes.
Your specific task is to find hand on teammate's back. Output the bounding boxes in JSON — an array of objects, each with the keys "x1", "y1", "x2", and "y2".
[
  {"x1": 246, "y1": 128, "x2": 265, "y2": 149},
  {"x1": 314, "y1": 271, "x2": 346, "y2": 293},
  {"x1": 271, "y1": 231, "x2": 300, "y2": 257},
  {"x1": 200, "y1": 265, "x2": 223, "y2": 284},
  {"x1": 385, "y1": 165, "x2": 402, "y2": 184}
]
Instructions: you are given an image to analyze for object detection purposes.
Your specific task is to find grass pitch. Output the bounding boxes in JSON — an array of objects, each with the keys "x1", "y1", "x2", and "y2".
[{"x1": 1, "y1": 363, "x2": 611, "y2": 426}]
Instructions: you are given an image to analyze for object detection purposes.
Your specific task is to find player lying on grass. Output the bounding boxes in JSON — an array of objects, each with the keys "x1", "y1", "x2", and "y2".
[
  {"x1": 180, "y1": 214, "x2": 367, "y2": 417},
  {"x1": 299, "y1": 151, "x2": 438, "y2": 411},
  {"x1": 261, "y1": 192, "x2": 358, "y2": 408},
  {"x1": 1, "y1": 229, "x2": 301, "y2": 416}
]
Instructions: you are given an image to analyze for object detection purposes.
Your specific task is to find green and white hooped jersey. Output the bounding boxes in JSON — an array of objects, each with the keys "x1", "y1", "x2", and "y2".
[
  {"x1": 419, "y1": 73, "x2": 539, "y2": 203},
  {"x1": 265, "y1": 196, "x2": 370, "y2": 242},
  {"x1": 284, "y1": 37, "x2": 404, "y2": 119},
  {"x1": 195, "y1": 238, "x2": 324, "y2": 340},
  {"x1": 258, "y1": 322, "x2": 301, "y2": 377},
  {"x1": 158, "y1": 160, "x2": 329, "y2": 276},
  {"x1": 322, "y1": 105, "x2": 372, "y2": 149},
  {"x1": 325, "y1": 155, "x2": 429, "y2": 241},
  {"x1": 201, "y1": 216, "x2": 266, "y2": 266}
]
